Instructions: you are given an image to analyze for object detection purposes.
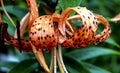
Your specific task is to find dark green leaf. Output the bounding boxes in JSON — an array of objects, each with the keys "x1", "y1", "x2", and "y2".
[
  {"x1": 66, "y1": 65, "x2": 80, "y2": 73},
  {"x1": 64, "y1": 56, "x2": 90, "y2": 73},
  {"x1": 81, "y1": 62, "x2": 111, "y2": 73},
  {"x1": 8, "y1": 59, "x2": 38, "y2": 73},
  {"x1": 60, "y1": 0, "x2": 82, "y2": 10},
  {"x1": 0, "y1": 6, "x2": 28, "y2": 19},
  {"x1": 2, "y1": 14, "x2": 15, "y2": 35},
  {"x1": 65, "y1": 47, "x2": 120, "y2": 61},
  {"x1": 0, "y1": 61, "x2": 18, "y2": 69},
  {"x1": 55, "y1": 0, "x2": 82, "y2": 13},
  {"x1": 105, "y1": 38, "x2": 120, "y2": 48}
]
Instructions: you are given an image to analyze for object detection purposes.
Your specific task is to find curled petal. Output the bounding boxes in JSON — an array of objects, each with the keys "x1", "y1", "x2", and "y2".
[
  {"x1": 61, "y1": 6, "x2": 98, "y2": 47},
  {"x1": 94, "y1": 13, "x2": 111, "y2": 43},
  {"x1": 14, "y1": 12, "x2": 30, "y2": 38},
  {"x1": 26, "y1": 0, "x2": 39, "y2": 31},
  {"x1": 29, "y1": 15, "x2": 58, "y2": 50}
]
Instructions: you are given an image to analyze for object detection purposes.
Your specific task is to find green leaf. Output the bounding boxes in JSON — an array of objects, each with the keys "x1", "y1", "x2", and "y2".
[
  {"x1": 105, "y1": 38, "x2": 120, "y2": 48},
  {"x1": 64, "y1": 55, "x2": 111, "y2": 73},
  {"x1": 64, "y1": 56, "x2": 90, "y2": 73},
  {"x1": 60, "y1": 0, "x2": 82, "y2": 10},
  {"x1": 0, "y1": 5, "x2": 27, "y2": 19},
  {"x1": 66, "y1": 65, "x2": 81, "y2": 73},
  {"x1": 81, "y1": 62, "x2": 111, "y2": 73},
  {"x1": 2, "y1": 14, "x2": 15, "y2": 35},
  {"x1": 65, "y1": 47, "x2": 120, "y2": 61},
  {"x1": 8, "y1": 59, "x2": 38, "y2": 73},
  {"x1": 0, "y1": 61, "x2": 18, "y2": 69},
  {"x1": 55, "y1": 0, "x2": 82, "y2": 12}
]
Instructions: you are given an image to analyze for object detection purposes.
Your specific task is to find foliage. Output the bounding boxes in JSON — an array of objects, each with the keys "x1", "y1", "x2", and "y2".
[{"x1": 0, "y1": 0, "x2": 120, "y2": 73}]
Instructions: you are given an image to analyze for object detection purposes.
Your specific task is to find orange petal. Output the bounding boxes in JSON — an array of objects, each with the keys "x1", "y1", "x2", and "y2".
[
  {"x1": 61, "y1": 6, "x2": 98, "y2": 47},
  {"x1": 94, "y1": 13, "x2": 111, "y2": 43},
  {"x1": 111, "y1": 13, "x2": 120, "y2": 22},
  {"x1": 29, "y1": 15, "x2": 58, "y2": 50},
  {"x1": 0, "y1": 22, "x2": 32, "y2": 52},
  {"x1": 26, "y1": 0, "x2": 39, "y2": 31}
]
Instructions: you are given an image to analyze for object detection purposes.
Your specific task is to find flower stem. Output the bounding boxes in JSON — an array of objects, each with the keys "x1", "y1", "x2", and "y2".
[
  {"x1": 54, "y1": 47, "x2": 57, "y2": 73},
  {"x1": 50, "y1": 48, "x2": 54, "y2": 73},
  {"x1": 57, "y1": 45, "x2": 68, "y2": 73},
  {"x1": 50, "y1": 47, "x2": 57, "y2": 73}
]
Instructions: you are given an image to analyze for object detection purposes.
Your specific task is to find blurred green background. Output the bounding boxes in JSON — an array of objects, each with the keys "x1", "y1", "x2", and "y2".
[{"x1": 0, "y1": 0, "x2": 120, "y2": 73}]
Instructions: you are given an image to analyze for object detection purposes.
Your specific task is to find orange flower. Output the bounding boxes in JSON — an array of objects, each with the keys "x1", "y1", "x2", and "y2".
[
  {"x1": 1, "y1": 0, "x2": 111, "y2": 72},
  {"x1": 2, "y1": 6, "x2": 111, "y2": 52}
]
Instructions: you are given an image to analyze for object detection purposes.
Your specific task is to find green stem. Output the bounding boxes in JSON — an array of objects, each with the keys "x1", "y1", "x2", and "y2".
[
  {"x1": 1, "y1": 0, "x2": 16, "y2": 27},
  {"x1": 50, "y1": 48, "x2": 54, "y2": 73},
  {"x1": 50, "y1": 47, "x2": 57, "y2": 73}
]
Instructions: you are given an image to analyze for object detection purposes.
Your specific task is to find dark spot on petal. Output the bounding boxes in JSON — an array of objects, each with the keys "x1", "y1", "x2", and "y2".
[
  {"x1": 93, "y1": 21, "x2": 95, "y2": 24},
  {"x1": 41, "y1": 37, "x2": 43, "y2": 39},
  {"x1": 49, "y1": 23, "x2": 51, "y2": 25},
  {"x1": 43, "y1": 42, "x2": 45, "y2": 44},
  {"x1": 43, "y1": 30, "x2": 45, "y2": 32},
  {"x1": 83, "y1": 29, "x2": 85, "y2": 32},
  {"x1": 81, "y1": 25, "x2": 84, "y2": 28},
  {"x1": 75, "y1": 39, "x2": 77, "y2": 42},
  {"x1": 84, "y1": 21, "x2": 86, "y2": 24},
  {"x1": 82, "y1": 34, "x2": 84, "y2": 36},
  {"x1": 77, "y1": 33, "x2": 80, "y2": 36},
  {"x1": 31, "y1": 32, "x2": 34, "y2": 35},
  {"x1": 26, "y1": 40, "x2": 29, "y2": 42},
  {"x1": 44, "y1": 37, "x2": 47, "y2": 39},
  {"x1": 53, "y1": 40, "x2": 55, "y2": 42},
  {"x1": 49, "y1": 18, "x2": 52, "y2": 21},
  {"x1": 49, "y1": 36, "x2": 51, "y2": 38},
  {"x1": 77, "y1": 7, "x2": 80, "y2": 9},
  {"x1": 52, "y1": 34, "x2": 54, "y2": 37},
  {"x1": 35, "y1": 21, "x2": 37, "y2": 23},
  {"x1": 46, "y1": 35, "x2": 49, "y2": 37},
  {"x1": 38, "y1": 28, "x2": 42, "y2": 31},
  {"x1": 96, "y1": 22, "x2": 98, "y2": 24},
  {"x1": 38, "y1": 37, "x2": 40, "y2": 40},
  {"x1": 94, "y1": 17, "x2": 96, "y2": 20},
  {"x1": 88, "y1": 16, "x2": 90, "y2": 19},
  {"x1": 51, "y1": 25, "x2": 53, "y2": 28},
  {"x1": 108, "y1": 28, "x2": 110, "y2": 31},
  {"x1": 32, "y1": 25, "x2": 34, "y2": 27},
  {"x1": 82, "y1": 15, "x2": 85, "y2": 18},
  {"x1": 38, "y1": 23, "x2": 40, "y2": 25},
  {"x1": 89, "y1": 26, "x2": 91, "y2": 29},
  {"x1": 89, "y1": 13, "x2": 92, "y2": 16},
  {"x1": 86, "y1": 29, "x2": 88, "y2": 32},
  {"x1": 45, "y1": 16, "x2": 47, "y2": 18}
]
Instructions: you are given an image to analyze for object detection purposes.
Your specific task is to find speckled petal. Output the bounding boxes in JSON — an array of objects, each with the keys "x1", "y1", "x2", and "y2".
[
  {"x1": 29, "y1": 15, "x2": 58, "y2": 50},
  {"x1": 61, "y1": 6, "x2": 98, "y2": 47}
]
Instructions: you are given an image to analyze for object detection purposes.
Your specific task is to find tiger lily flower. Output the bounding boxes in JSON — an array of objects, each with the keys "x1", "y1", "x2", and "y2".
[{"x1": 0, "y1": 0, "x2": 111, "y2": 73}]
